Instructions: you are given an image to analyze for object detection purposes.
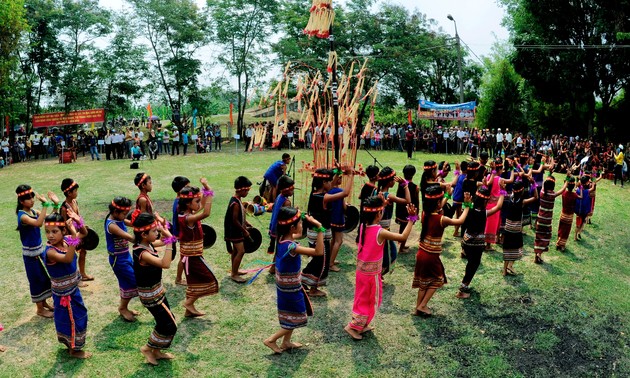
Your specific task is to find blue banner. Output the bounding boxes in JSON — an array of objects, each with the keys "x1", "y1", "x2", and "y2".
[{"x1": 418, "y1": 100, "x2": 476, "y2": 111}]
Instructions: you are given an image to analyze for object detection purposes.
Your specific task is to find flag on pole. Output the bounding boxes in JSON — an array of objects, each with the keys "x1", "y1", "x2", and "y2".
[
  {"x1": 408, "y1": 109, "x2": 412, "y2": 125},
  {"x1": 192, "y1": 108, "x2": 198, "y2": 129},
  {"x1": 147, "y1": 104, "x2": 153, "y2": 128},
  {"x1": 229, "y1": 103, "x2": 234, "y2": 125}
]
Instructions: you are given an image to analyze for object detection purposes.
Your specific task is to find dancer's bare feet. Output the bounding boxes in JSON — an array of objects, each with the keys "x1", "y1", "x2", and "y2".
[
  {"x1": 78, "y1": 281, "x2": 88, "y2": 288},
  {"x1": 81, "y1": 274, "x2": 94, "y2": 281},
  {"x1": 344, "y1": 325, "x2": 363, "y2": 340},
  {"x1": 237, "y1": 269, "x2": 248, "y2": 275},
  {"x1": 69, "y1": 349, "x2": 92, "y2": 359},
  {"x1": 119, "y1": 309, "x2": 137, "y2": 322},
  {"x1": 0, "y1": 345, "x2": 6, "y2": 352},
  {"x1": 308, "y1": 288, "x2": 327, "y2": 297},
  {"x1": 175, "y1": 279, "x2": 187, "y2": 286},
  {"x1": 456, "y1": 291, "x2": 470, "y2": 299},
  {"x1": 154, "y1": 350, "x2": 174, "y2": 360},
  {"x1": 184, "y1": 308, "x2": 205, "y2": 318},
  {"x1": 130, "y1": 309, "x2": 140, "y2": 316},
  {"x1": 415, "y1": 306, "x2": 432, "y2": 317},
  {"x1": 37, "y1": 309, "x2": 54, "y2": 318},
  {"x1": 43, "y1": 302, "x2": 54, "y2": 311},
  {"x1": 280, "y1": 341, "x2": 303, "y2": 350},
  {"x1": 359, "y1": 325, "x2": 374, "y2": 334},
  {"x1": 231, "y1": 275, "x2": 247, "y2": 283},
  {"x1": 263, "y1": 339, "x2": 284, "y2": 354},
  {"x1": 329, "y1": 264, "x2": 341, "y2": 272},
  {"x1": 140, "y1": 345, "x2": 158, "y2": 365}
]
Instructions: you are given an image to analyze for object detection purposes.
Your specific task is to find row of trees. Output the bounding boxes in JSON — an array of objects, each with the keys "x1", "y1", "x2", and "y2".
[
  {"x1": 477, "y1": 0, "x2": 630, "y2": 141},
  {"x1": 0, "y1": 0, "x2": 478, "y2": 138},
  {"x1": 2, "y1": 0, "x2": 629, "y2": 142}
]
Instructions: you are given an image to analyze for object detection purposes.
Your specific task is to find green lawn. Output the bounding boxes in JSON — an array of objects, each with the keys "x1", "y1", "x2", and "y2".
[{"x1": 0, "y1": 148, "x2": 628, "y2": 377}]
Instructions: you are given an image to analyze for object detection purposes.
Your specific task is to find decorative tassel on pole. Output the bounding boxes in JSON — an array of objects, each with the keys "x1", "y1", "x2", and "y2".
[{"x1": 304, "y1": 0, "x2": 335, "y2": 39}]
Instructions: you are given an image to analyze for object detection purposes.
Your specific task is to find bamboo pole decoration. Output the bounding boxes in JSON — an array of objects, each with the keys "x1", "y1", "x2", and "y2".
[{"x1": 304, "y1": 0, "x2": 335, "y2": 39}]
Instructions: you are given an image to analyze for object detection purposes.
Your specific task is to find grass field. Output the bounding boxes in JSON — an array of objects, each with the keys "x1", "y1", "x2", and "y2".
[{"x1": 0, "y1": 147, "x2": 628, "y2": 378}]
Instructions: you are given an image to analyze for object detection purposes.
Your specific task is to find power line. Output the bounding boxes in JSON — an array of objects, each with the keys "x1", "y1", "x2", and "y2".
[{"x1": 514, "y1": 44, "x2": 630, "y2": 50}]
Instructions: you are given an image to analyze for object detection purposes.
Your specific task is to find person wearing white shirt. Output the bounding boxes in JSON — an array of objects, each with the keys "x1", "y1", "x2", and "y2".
[
  {"x1": 516, "y1": 133, "x2": 523, "y2": 155},
  {"x1": 171, "y1": 127, "x2": 180, "y2": 155},
  {"x1": 104, "y1": 131, "x2": 113, "y2": 160},
  {"x1": 496, "y1": 128, "x2": 504, "y2": 156}
]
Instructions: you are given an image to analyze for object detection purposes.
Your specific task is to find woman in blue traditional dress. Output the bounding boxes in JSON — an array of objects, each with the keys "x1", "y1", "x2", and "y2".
[
  {"x1": 45, "y1": 211, "x2": 91, "y2": 359},
  {"x1": 264, "y1": 207, "x2": 323, "y2": 354}
]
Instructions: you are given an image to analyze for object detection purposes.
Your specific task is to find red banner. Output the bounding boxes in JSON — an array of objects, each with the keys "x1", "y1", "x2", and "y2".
[{"x1": 32, "y1": 109, "x2": 105, "y2": 128}]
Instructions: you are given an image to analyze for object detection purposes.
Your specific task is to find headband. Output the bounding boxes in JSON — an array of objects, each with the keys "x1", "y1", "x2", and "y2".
[
  {"x1": 362, "y1": 206, "x2": 384, "y2": 213},
  {"x1": 134, "y1": 221, "x2": 158, "y2": 232},
  {"x1": 236, "y1": 186, "x2": 251, "y2": 191},
  {"x1": 313, "y1": 172, "x2": 330, "y2": 178},
  {"x1": 179, "y1": 191, "x2": 202, "y2": 199},
  {"x1": 467, "y1": 165, "x2": 479, "y2": 171},
  {"x1": 476, "y1": 191, "x2": 490, "y2": 199},
  {"x1": 45, "y1": 221, "x2": 66, "y2": 227},
  {"x1": 513, "y1": 187, "x2": 524, "y2": 193},
  {"x1": 281, "y1": 185, "x2": 295, "y2": 192},
  {"x1": 17, "y1": 188, "x2": 33, "y2": 197},
  {"x1": 546, "y1": 177, "x2": 556, "y2": 183},
  {"x1": 111, "y1": 200, "x2": 131, "y2": 212},
  {"x1": 425, "y1": 192, "x2": 444, "y2": 199},
  {"x1": 63, "y1": 181, "x2": 78, "y2": 193},
  {"x1": 423, "y1": 164, "x2": 437, "y2": 171},
  {"x1": 277, "y1": 210, "x2": 301, "y2": 225},
  {"x1": 379, "y1": 171, "x2": 396, "y2": 180},
  {"x1": 136, "y1": 174, "x2": 148, "y2": 187}
]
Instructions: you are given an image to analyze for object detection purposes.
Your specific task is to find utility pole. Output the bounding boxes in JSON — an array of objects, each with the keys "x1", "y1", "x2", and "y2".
[{"x1": 447, "y1": 14, "x2": 464, "y2": 105}]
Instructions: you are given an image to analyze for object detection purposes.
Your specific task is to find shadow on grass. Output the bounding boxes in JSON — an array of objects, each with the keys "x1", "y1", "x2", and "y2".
[
  {"x1": 94, "y1": 316, "x2": 141, "y2": 351},
  {"x1": 127, "y1": 358, "x2": 174, "y2": 377},
  {"x1": 264, "y1": 345, "x2": 310, "y2": 377},
  {"x1": 42, "y1": 348, "x2": 88, "y2": 378}
]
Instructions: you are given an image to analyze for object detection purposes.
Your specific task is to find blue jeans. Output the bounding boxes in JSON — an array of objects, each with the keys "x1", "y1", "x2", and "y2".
[{"x1": 90, "y1": 146, "x2": 100, "y2": 160}]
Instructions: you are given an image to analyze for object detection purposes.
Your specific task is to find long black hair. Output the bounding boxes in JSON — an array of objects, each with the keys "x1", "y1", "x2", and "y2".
[
  {"x1": 357, "y1": 196, "x2": 384, "y2": 254},
  {"x1": 276, "y1": 206, "x2": 302, "y2": 239},
  {"x1": 15, "y1": 184, "x2": 35, "y2": 214},
  {"x1": 132, "y1": 212, "x2": 156, "y2": 245},
  {"x1": 177, "y1": 186, "x2": 201, "y2": 214},
  {"x1": 420, "y1": 185, "x2": 444, "y2": 241},
  {"x1": 106, "y1": 196, "x2": 132, "y2": 223},
  {"x1": 377, "y1": 166, "x2": 396, "y2": 192},
  {"x1": 311, "y1": 169, "x2": 333, "y2": 192}
]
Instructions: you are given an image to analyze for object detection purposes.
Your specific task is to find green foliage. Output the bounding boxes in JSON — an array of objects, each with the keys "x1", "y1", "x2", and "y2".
[
  {"x1": 131, "y1": 0, "x2": 209, "y2": 111},
  {"x1": 207, "y1": 0, "x2": 278, "y2": 134},
  {"x1": 476, "y1": 55, "x2": 526, "y2": 132},
  {"x1": 501, "y1": 0, "x2": 630, "y2": 137}
]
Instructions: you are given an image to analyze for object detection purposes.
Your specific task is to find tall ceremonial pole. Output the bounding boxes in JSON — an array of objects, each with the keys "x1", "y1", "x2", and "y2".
[
  {"x1": 329, "y1": 26, "x2": 340, "y2": 163},
  {"x1": 304, "y1": 0, "x2": 339, "y2": 165}
]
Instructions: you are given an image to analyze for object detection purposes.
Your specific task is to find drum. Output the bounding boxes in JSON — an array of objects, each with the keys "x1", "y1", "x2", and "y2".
[
  {"x1": 201, "y1": 224, "x2": 217, "y2": 249},
  {"x1": 343, "y1": 205, "x2": 360, "y2": 233},
  {"x1": 244, "y1": 227, "x2": 262, "y2": 253},
  {"x1": 60, "y1": 151, "x2": 73, "y2": 164},
  {"x1": 246, "y1": 203, "x2": 267, "y2": 216},
  {"x1": 80, "y1": 228, "x2": 100, "y2": 251}
]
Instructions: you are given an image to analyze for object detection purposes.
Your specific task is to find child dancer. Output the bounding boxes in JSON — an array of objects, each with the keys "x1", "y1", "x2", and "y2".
[
  {"x1": 484, "y1": 158, "x2": 514, "y2": 250},
  {"x1": 395, "y1": 165, "x2": 420, "y2": 253},
  {"x1": 328, "y1": 169, "x2": 346, "y2": 272},
  {"x1": 105, "y1": 196, "x2": 139, "y2": 321},
  {"x1": 358, "y1": 165, "x2": 379, "y2": 202},
  {"x1": 302, "y1": 168, "x2": 353, "y2": 297},
  {"x1": 373, "y1": 167, "x2": 410, "y2": 275},
  {"x1": 457, "y1": 186, "x2": 504, "y2": 299},
  {"x1": 16, "y1": 185, "x2": 56, "y2": 318},
  {"x1": 502, "y1": 180, "x2": 538, "y2": 275},
  {"x1": 132, "y1": 212, "x2": 177, "y2": 365},
  {"x1": 413, "y1": 186, "x2": 470, "y2": 316},
  {"x1": 451, "y1": 161, "x2": 468, "y2": 237},
  {"x1": 60, "y1": 178, "x2": 92, "y2": 281},
  {"x1": 556, "y1": 176, "x2": 580, "y2": 251},
  {"x1": 264, "y1": 207, "x2": 324, "y2": 354},
  {"x1": 171, "y1": 176, "x2": 191, "y2": 286},
  {"x1": 178, "y1": 179, "x2": 218, "y2": 315},
  {"x1": 224, "y1": 176, "x2": 253, "y2": 283},
  {"x1": 574, "y1": 176, "x2": 591, "y2": 241},
  {"x1": 268, "y1": 176, "x2": 295, "y2": 275},
  {"x1": 345, "y1": 197, "x2": 418, "y2": 340},
  {"x1": 533, "y1": 175, "x2": 567, "y2": 264},
  {"x1": 135, "y1": 173, "x2": 164, "y2": 223},
  {"x1": 44, "y1": 211, "x2": 90, "y2": 358}
]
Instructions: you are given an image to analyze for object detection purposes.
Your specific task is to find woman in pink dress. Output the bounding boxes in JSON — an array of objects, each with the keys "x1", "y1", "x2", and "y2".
[
  {"x1": 485, "y1": 158, "x2": 514, "y2": 250},
  {"x1": 344, "y1": 196, "x2": 417, "y2": 340}
]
